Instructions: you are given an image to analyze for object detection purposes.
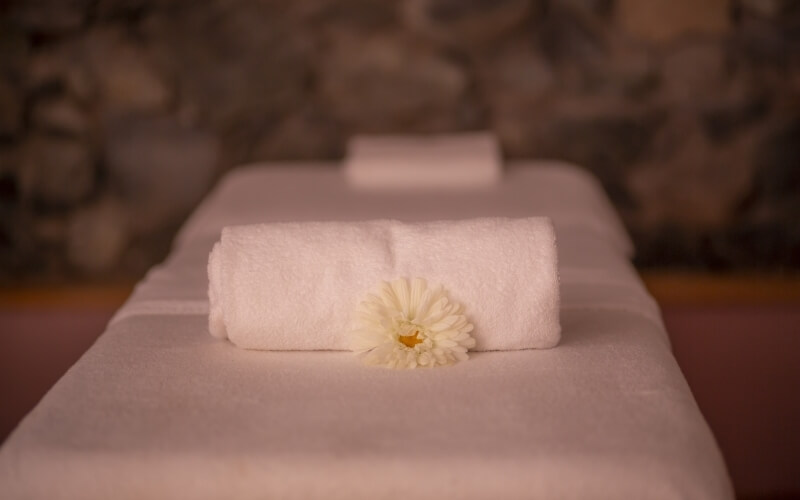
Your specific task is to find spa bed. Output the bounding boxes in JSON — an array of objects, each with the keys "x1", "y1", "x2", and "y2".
[{"x1": 0, "y1": 162, "x2": 732, "y2": 499}]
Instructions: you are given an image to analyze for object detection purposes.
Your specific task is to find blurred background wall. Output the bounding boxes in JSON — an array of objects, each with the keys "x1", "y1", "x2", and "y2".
[{"x1": 0, "y1": 0, "x2": 798, "y2": 282}]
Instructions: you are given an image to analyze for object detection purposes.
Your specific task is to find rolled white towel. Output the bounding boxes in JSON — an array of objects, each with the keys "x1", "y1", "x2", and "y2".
[
  {"x1": 343, "y1": 132, "x2": 502, "y2": 190},
  {"x1": 208, "y1": 217, "x2": 560, "y2": 351}
]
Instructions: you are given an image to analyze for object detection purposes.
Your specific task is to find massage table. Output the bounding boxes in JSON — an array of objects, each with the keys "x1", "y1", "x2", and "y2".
[{"x1": 0, "y1": 161, "x2": 733, "y2": 499}]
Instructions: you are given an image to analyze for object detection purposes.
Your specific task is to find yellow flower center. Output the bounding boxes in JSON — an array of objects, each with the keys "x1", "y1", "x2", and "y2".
[{"x1": 398, "y1": 330, "x2": 423, "y2": 348}]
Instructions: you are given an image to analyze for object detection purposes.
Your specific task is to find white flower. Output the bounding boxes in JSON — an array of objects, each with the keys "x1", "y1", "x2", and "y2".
[{"x1": 350, "y1": 277, "x2": 476, "y2": 369}]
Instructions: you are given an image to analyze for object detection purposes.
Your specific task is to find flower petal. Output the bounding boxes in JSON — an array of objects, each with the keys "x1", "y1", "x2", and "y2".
[
  {"x1": 390, "y1": 279, "x2": 410, "y2": 316},
  {"x1": 350, "y1": 278, "x2": 475, "y2": 369},
  {"x1": 408, "y1": 277, "x2": 426, "y2": 319}
]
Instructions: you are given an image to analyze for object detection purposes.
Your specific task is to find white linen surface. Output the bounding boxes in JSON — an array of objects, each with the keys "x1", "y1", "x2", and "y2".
[
  {"x1": 209, "y1": 217, "x2": 560, "y2": 351},
  {"x1": 0, "y1": 161, "x2": 733, "y2": 500},
  {"x1": 344, "y1": 133, "x2": 501, "y2": 190},
  {"x1": 176, "y1": 161, "x2": 634, "y2": 256}
]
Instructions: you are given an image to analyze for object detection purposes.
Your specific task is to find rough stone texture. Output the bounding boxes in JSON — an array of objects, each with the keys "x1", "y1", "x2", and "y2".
[
  {"x1": 0, "y1": 25, "x2": 28, "y2": 139},
  {"x1": 752, "y1": 116, "x2": 800, "y2": 202},
  {"x1": 699, "y1": 76, "x2": 770, "y2": 143},
  {"x1": 616, "y1": 0, "x2": 731, "y2": 43},
  {"x1": 94, "y1": 0, "x2": 153, "y2": 21},
  {"x1": 403, "y1": 0, "x2": 535, "y2": 46},
  {"x1": 319, "y1": 34, "x2": 468, "y2": 131},
  {"x1": 26, "y1": 48, "x2": 96, "y2": 103},
  {"x1": 105, "y1": 115, "x2": 218, "y2": 235},
  {"x1": 0, "y1": 78, "x2": 22, "y2": 138},
  {"x1": 661, "y1": 42, "x2": 729, "y2": 103},
  {"x1": 30, "y1": 96, "x2": 90, "y2": 136},
  {"x1": 0, "y1": 0, "x2": 798, "y2": 279},
  {"x1": 6, "y1": 0, "x2": 91, "y2": 34},
  {"x1": 739, "y1": 0, "x2": 785, "y2": 18},
  {"x1": 476, "y1": 40, "x2": 555, "y2": 105},
  {"x1": 143, "y1": 2, "x2": 311, "y2": 130},
  {"x1": 83, "y1": 28, "x2": 173, "y2": 118},
  {"x1": 0, "y1": 146, "x2": 16, "y2": 176},
  {"x1": 251, "y1": 105, "x2": 345, "y2": 161},
  {"x1": 591, "y1": 38, "x2": 656, "y2": 97},
  {"x1": 627, "y1": 114, "x2": 757, "y2": 228},
  {"x1": 18, "y1": 135, "x2": 95, "y2": 207},
  {"x1": 300, "y1": 0, "x2": 397, "y2": 35},
  {"x1": 535, "y1": 101, "x2": 660, "y2": 174},
  {"x1": 539, "y1": 1, "x2": 605, "y2": 67},
  {"x1": 24, "y1": 27, "x2": 171, "y2": 120},
  {"x1": 32, "y1": 212, "x2": 69, "y2": 246},
  {"x1": 67, "y1": 197, "x2": 128, "y2": 273}
]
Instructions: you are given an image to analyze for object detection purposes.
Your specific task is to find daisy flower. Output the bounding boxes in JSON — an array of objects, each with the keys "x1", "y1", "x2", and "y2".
[{"x1": 350, "y1": 277, "x2": 476, "y2": 369}]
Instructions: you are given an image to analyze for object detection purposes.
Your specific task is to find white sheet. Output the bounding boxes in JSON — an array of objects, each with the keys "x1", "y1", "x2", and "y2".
[{"x1": 0, "y1": 161, "x2": 733, "y2": 499}]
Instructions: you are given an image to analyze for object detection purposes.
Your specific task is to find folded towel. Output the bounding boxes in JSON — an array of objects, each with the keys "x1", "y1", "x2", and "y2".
[
  {"x1": 208, "y1": 217, "x2": 560, "y2": 351},
  {"x1": 343, "y1": 132, "x2": 502, "y2": 190}
]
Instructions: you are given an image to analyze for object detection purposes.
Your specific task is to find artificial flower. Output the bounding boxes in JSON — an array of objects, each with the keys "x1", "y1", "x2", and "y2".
[{"x1": 350, "y1": 277, "x2": 475, "y2": 369}]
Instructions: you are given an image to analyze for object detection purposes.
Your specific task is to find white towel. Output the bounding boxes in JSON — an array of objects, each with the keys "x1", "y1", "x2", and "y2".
[
  {"x1": 343, "y1": 132, "x2": 502, "y2": 190},
  {"x1": 208, "y1": 217, "x2": 560, "y2": 351}
]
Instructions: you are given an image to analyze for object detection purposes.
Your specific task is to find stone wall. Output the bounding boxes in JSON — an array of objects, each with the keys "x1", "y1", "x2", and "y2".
[{"x1": 1, "y1": 0, "x2": 798, "y2": 281}]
